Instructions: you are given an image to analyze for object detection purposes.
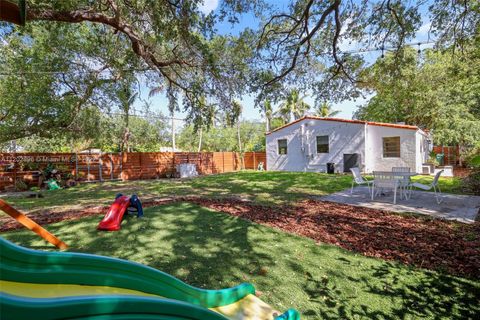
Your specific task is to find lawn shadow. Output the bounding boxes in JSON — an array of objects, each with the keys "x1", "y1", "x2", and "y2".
[{"x1": 1, "y1": 203, "x2": 275, "y2": 292}]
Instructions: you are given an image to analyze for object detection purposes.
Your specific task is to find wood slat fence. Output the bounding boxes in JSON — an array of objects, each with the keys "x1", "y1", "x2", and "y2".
[
  {"x1": 432, "y1": 146, "x2": 459, "y2": 166},
  {"x1": 0, "y1": 152, "x2": 266, "y2": 191}
]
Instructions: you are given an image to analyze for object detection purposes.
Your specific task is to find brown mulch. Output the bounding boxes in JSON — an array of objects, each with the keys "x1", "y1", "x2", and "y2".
[
  {"x1": 1, "y1": 196, "x2": 479, "y2": 278},
  {"x1": 188, "y1": 198, "x2": 480, "y2": 279}
]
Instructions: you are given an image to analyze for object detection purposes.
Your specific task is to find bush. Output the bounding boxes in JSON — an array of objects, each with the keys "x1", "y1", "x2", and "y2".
[
  {"x1": 18, "y1": 161, "x2": 39, "y2": 171},
  {"x1": 461, "y1": 170, "x2": 480, "y2": 195},
  {"x1": 14, "y1": 179, "x2": 29, "y2": 191},
  {"x1": 467, "y1": 154, "x2": 480, "y2": 168}
]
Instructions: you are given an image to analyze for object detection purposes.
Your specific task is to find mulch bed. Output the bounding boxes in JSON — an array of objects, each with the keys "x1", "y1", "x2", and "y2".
[
  {"x1": 1, "y1": 196, "x2": 478, "y2": 278},
  {"x1": 189, "y1": 198, "x2": 480, "y2": 279}
]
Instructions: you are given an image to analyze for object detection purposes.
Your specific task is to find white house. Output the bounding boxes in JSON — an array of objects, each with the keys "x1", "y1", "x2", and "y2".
[{"x1": 266, "y1": 116, "x2": 431, "y2": 173}]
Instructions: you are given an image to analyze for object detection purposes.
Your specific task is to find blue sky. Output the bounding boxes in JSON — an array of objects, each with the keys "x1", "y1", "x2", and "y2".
[{"x1": 139, "y1": 0, "x2": 435, "y2": 127}]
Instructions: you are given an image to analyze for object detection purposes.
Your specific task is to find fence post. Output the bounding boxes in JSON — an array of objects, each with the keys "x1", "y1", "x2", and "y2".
[
  {"x1": 74, "y1": 153, "x2": 78, "y2": 180},
  {"x1": 253, "y1": 152, "x2": 256, "y2": 170},
  {"x1": 13, "y1": 151, "x2": 17, "y2": 191},
  {"x1": 120, "y1": 152, "x2": 124, "y2": 180},
  {"x1": 222, "y1": 152, "x2": 225, "y2": 173}
]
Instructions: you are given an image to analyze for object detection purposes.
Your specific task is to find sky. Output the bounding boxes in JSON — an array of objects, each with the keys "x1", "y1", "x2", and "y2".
[{"x1": 137, "y1": 0, "x2": 436, "y2": 128}]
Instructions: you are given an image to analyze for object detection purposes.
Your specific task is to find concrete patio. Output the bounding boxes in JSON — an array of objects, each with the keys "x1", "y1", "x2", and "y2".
[{"x1": 319, "y1": 186, "x2": 480, "y2": 223}]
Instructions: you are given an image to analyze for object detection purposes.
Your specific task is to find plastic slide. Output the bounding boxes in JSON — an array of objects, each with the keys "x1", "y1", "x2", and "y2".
[
  {"x1": 0, "y1": 238, "x2": 300, "y2": 320},
  {"x1": 97, "y1": 195, "x2": 131, "y2": 231}
]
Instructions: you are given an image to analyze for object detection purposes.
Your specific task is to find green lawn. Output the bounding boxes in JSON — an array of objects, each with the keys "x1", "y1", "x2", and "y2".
[
  {"x1": 1, "y1": 203, "x2": 478, "y2": 319},
  {"x1": 1, "y1": 171, "x2": 463, "y2": 214}
]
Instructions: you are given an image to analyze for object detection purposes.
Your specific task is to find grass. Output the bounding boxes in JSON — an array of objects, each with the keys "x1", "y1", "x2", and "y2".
[
  {"x1": 1, "y1": 170, "x2": 463, "y2": 214},
  {"x1": 1, "y1": 202, "x2": 478, "y2": 319}
]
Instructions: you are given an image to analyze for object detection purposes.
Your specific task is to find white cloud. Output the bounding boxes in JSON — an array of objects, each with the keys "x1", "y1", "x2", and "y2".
[
  {"x1": 199, "y1": 0, "x2": 219, "y2": 14},
  {"x1": 417, "y1": 22, "x2": 432, "y2": 37}
]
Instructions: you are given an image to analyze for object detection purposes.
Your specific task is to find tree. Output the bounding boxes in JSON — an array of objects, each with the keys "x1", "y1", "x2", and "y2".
[
  {"x1": 21, "y1": 1, "x2": 258, "y2": 123},
  {"x1": 263, "y1": 99, "x2": 272, "y2": 132},
  {"x1": 314, "y1": 102, "x2": 340, "y2": 117},
  {"x1": 0, "y1": 22, "x2": 136, "y2": 142},
  {"x1": 177, "y1": 121, "x2": 265, "y2": 153},
  {"x1": 117, "y1": 84, "x2": 138, "y2": 152},
  {"x1": 10, "y1": 110, "x2": 170, "y2": 153},
  {"x1": 354, "y1": 42, "x2": 480, "y2": 164},
  {"x1": 233, "y1": 101, "x2": 243, "y2": 159},
  {"x1": 258, "y1": 0, "x2": 480, "y2": 86},
  {"x1": 276, "y1": 89, "x2": 310, "y2": 123}
]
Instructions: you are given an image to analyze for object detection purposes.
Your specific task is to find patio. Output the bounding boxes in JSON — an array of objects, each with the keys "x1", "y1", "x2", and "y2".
[{"x1": 320, "y1": 186, "x2": 480, "y2": 223}]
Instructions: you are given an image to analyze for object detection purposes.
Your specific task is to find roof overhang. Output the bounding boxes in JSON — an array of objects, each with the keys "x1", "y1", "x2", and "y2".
[{"x1": 266, "y1": 116, "x2": 419, "y2": 135}]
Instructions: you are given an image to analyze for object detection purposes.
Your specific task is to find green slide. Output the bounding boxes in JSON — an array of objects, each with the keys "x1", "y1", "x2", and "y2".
[{"x1": 0, "y1": 237, "x2": 300, "y2": 320}]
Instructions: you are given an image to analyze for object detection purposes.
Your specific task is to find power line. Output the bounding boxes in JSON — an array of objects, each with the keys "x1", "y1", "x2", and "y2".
[{"x1": 107, "y1": 112, "x2": 186, "y2": 121}]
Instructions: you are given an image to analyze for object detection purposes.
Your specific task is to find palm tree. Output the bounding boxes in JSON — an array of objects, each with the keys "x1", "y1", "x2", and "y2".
[
  {"x1": 118, "y1": 86, "x2": 138, "y2": 152},
  {"x1": 276, "y1": 89, "x2": 310, "y2": 123},
  {"x1": 225, "y1": 100, "x2": 244, "y2": 169},
  {"x1": 314, "y1": 102, "x2": 340, "y2": 118},
  {"x1": 263, "y1": 99, "x2": 272, "y2": 132}
]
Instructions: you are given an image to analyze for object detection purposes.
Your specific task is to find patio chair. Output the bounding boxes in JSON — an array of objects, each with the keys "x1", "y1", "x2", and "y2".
[
  {"x1": 409, "y1": 170, "x2": 444, "y2": 204},
  {"x1": 372, "y1": 171, "x2": 400, "y2": 204},
  {"x1": 392, "y1": 167, "x2": 411, "y2": 198},
  {"x1": 350, "y1": 167, "x2": 372, "y2": 194}
]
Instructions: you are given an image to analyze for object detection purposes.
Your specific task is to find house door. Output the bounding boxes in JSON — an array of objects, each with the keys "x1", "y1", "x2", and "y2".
[{"x1": 343, "y1": 154, "x2": 360, "y2": 173}]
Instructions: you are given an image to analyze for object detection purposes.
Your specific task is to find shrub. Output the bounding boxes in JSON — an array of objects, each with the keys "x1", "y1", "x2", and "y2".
[
  {"x1": 14, "y1": 179, "x2": 29, "y2": 191},
  {"x1": 461, "y1": 171, "x2": 480, "y2": 195},
  {"x1": 19, "y1": 161, "x2": 39, "y2": 171}
]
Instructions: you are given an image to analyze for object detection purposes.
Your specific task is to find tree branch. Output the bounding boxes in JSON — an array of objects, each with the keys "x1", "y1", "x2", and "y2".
[{"x1": 26, "y1": 7, "x2": 193, "y2": 93}]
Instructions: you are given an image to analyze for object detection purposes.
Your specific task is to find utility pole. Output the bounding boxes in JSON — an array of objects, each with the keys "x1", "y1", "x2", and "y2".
[{"x1": 171, "y1": 114, "x2": 176, "y2": 151}]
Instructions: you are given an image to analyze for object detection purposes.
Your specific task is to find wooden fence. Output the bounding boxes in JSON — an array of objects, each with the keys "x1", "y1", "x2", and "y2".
[
  {"x1": 0, "y1": 152, "x2": 266, "y2": 191},
  {"x1": 432, "y1": 146, "x2": 459, "y2": 166}
]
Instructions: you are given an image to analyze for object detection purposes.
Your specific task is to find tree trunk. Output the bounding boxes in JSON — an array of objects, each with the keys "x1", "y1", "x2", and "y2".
[
  {"x1": 171, "y1": 112, "x2": 176, "y2": 152},
  {"x1": 197, "y1": 127, "x2": 203, "y2": 152},
  {"x1": 121, "y1": 111, "x2": 130, "y2": 152},
  {"x1": 237, "y1": 121, "x2": 244, "y2": 169}
]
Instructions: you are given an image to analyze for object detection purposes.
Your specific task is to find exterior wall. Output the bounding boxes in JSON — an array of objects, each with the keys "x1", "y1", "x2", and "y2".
[
  {"x1": 415, "y1": 131, "x2": 431, "y2": 173},
  {"x1": 364, "y1": 125, "x2": 418, "y2": 172},
  {"x1": 266, "y1": 119, "x2": 365, "y2": 172}
]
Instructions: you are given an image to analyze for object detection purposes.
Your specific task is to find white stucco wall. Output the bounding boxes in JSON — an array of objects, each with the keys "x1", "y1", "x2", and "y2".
[
  {"x1": 415, "y1": 130, "x2": 432, "y2": 173},
  {"x1": 266, "y1": 119, "x2": 365, "y2": 173},
  {"x1": 364, "y1": 125, "x2": 418, "y2": 172}
]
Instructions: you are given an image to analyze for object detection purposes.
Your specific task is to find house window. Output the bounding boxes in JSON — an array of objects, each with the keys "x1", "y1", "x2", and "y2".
[
  {"x1": 316, "y1": 135, "x2": 329, "y2": 153},
  {"x1": 383, "y1": 137, "x2": 400, "y2": 158},
  {"x1": 278, "y1": 139, "x2": 287, "y2": 155}
]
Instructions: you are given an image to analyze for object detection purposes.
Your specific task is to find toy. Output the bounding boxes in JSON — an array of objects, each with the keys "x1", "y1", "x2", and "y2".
[
  {"x1": 97, "y1": 194, "x2": 143, "y2": 231},
  {"x1": 0, "y1": 199, "x2": 67, "y2": 249},
  {"x1": 0, "y1": 238, "x2": 300, "y2": 320}
]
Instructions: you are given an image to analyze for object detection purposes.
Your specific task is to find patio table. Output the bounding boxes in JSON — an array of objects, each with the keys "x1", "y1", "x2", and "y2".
[{"x1": 372, "y1": 171, "x2": 418, "y2": 203}]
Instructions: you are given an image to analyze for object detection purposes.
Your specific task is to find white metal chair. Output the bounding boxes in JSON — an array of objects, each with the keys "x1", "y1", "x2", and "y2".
[
  {"x1": 392, "y1": 167, "x2": 411, "y2": 199},
  {"x1": 372, "y1": 171, "x2": 401, "y2": 204},
  {"x1": 350, "y1": 167, "x2": 372, "y2": 194},
  {"x1": 409, "y1": 170, "x2": 444, "y2": 204}
]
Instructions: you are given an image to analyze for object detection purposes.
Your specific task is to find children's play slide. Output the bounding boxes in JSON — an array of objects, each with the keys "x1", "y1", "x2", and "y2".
[
  {"x1": 98, "y1": 194, "x2": 143, "y2": 231},
  {"x1": 0, "y1": 238, "x2": 300, "y2": 320}
]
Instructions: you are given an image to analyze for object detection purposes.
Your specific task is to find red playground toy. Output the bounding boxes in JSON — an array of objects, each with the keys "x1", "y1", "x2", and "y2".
[{"x1": 97, "y1": 194, "x2": 143, "y2": 231}]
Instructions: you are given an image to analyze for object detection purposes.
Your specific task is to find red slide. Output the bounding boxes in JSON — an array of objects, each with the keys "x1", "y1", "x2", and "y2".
[{"x1": 97, "y1": 196, "x2": 131, "y2": 231}]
